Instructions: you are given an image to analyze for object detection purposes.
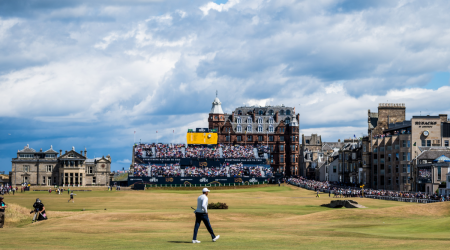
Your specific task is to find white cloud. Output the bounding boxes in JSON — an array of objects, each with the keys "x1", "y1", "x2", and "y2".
[
  {"x1": 200, "y1": 0, "x2": 240, "y2": 15},
  {"x1": 2, "y1": 0, "x2": 450, "y2": 172}
]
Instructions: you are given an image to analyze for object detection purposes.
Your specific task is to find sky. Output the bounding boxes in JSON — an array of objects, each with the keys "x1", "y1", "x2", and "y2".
[{"x1": 1, "y1": 0, "x2": 450, "y2": 172}]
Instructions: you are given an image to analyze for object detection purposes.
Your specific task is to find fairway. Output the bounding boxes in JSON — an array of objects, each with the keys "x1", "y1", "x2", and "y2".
[{"x1": 2, "y1": 185, "x2": 450, "y2": 249}]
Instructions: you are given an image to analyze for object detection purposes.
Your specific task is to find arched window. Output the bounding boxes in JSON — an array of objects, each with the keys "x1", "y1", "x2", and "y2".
[
  {"x1": 247, "y1": 117, "x2": 252, "y2": 123},
  {"x1": 236, "y1": 117, "x2": 241, "y2": 124},
  {"x1": 258, "y1": 110, "x2": 264, "y2": 115},
  {"x1": 237, "y1": 110, "x2": 243, "y2": 115},
  {"x1": 286, "y1": 110, "x2": 291, "y2": 115},
  {"x1": 258, "y1": 125, "x2": 263, "y2": 132},
  {"x1": 269, "y1": 125, "x2": 274, "y2": 132},
  {"x1": 258, "y1": 117, "x2": 263, "y2": 124},
  {"x1": 268, "y1": 110, "x2": 274, "y2": 115},
  {"x1": 269, "y1": 117, "x2": 274, "y2": 124},
  {"x1": 280, "y1": 110, "x2": 285, "y2": 115},
  {"x1": 236, "y1": 125, "x2": 242, "y2": 132},
  {"x1": 247, "y1": 125, "x2": 252, "y2": 132},
  {"x1": 285, "y1": 118, "x2": 290, "y2": 124}
]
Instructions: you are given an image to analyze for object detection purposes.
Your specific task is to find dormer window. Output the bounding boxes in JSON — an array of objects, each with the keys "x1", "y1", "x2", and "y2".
[
  {"x1": 269, "y1": 125, "x2": 274, "y2": 133},
  {"x1": 280, "y1": 110, "x2": 285, "y2": 115},
  {"x1": 286, "y1": 110, "x2": 291, "y2": 115},
  {"x1": 258, "y1": 117, "x2": 263, "y2": 124},
  {"x1": 268, "y1": 110, "x2": 274, "y2": 115},
  {"x1": 236, "y1": 117, "x2": 242, "y2": 124},
  {"x1": 237, "y1": 110, "x2": 243, "y2": 115},
  {"x1": 269, "y1": 117, "x2": 274, "y2": 124},
  {"x1": 247, "y1": 117, "x2": 252, "y2": 123},
  {"x1": 247, "y1": 125, "x2": 252, "y2": 132},
  {"x1": 285, "y1": 118, "x2": 290, "y2": 124},
  {"x1": 258, "y1": 110, "x2": 264, "y2": 115},
  {"x1": 236, "y1": 125, "x2": 242, "y2": 132},
  {"x1": 258, "y1": 125, "x2": 263, "y2": 132}
]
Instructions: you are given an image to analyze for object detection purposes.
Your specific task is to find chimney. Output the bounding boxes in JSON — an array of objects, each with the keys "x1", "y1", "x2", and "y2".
[
  {"x1": 60, "y1": 150, "x2": 62, "y2": 156},
  {"x1": 80, "y1": 151, "x2": 83, "y2": 155},
  {"x1": 84, "y1": 148, "x2": 87, "y2": 158},
  {"x1": 338, "y1": 139, "x2": 341, "y2": 142},
  {"x1": 439, "y1": 114, "x2": 448, "y2": 123},
  {"x1": 65, "y1": 150, "x2": 68, "y2": 154}
]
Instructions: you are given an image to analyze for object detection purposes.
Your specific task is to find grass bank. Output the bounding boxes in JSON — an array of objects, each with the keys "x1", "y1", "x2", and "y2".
[{"x1": 1, "y1": 185, "x2": 449, "y2": 249}]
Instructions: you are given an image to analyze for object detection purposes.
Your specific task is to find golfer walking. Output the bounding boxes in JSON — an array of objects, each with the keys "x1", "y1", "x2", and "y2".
[
  {"x1": 68, "y1": 192, "x2": 76, "y2": 203},
  {"x1": 192, "y1": 188, "x2": 220, "y2": 244},
  {"x1": 0, "y1": 196, "x2": 7, "y2": 228}
]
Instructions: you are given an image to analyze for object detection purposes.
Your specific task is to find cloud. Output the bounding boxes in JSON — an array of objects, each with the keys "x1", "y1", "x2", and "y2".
[
  {"x1": 1, "y1": 0, "x2": 450, "y2": 172},
  {"x1": 200, "y1": 0, "x2": 240, "y2": 15}
]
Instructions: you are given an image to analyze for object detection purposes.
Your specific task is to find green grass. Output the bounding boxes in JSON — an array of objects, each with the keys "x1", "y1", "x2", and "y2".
[{"x1": 1, "y1": 185, "x2": 450, "y2": 249}]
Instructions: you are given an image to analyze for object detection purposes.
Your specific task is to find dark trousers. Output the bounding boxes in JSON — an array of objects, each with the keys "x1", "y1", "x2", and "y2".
[
  {"x1": 0, "y1": 212, "x2": 4, "y2": 228},
  {"x1": 193, "y1": 213, "x2": 215, "y2": 240}
]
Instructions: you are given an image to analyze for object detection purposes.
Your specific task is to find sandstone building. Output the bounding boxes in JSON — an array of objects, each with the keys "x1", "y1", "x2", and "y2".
[
  {"x1": 10, "y1": 145, "x2": 113, "y2": 186},
  {"x1": 368, "y1": 103, "x2": 450, "y2": 191},
  {"x1": 208, "y1": 96, "x2": 300, "y2": 176}
]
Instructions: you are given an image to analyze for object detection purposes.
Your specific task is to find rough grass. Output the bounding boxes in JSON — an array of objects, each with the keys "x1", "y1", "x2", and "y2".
[{"x1": 1, "y1": 184, "x2": 450, "y2": 249}]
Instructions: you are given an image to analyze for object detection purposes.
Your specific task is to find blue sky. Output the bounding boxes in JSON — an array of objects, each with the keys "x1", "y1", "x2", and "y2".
[{"x1": 1, "y1": 0, "x2": 450, "y2": 172}]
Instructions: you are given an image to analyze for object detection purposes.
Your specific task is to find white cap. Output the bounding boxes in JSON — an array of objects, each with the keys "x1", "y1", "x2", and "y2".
[{"x1": 202, "y1": 188, "x2": 210, "y2": 193}]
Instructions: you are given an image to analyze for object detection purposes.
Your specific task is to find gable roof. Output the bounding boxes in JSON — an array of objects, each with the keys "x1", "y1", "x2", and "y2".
[
  {"x1": 44, "y1": 145, "x2": 58, "y2": 154},
  {"x1": 18, "y1": 145, "x2": 36, "y2": 153},
  {"x1": 59, "y1": 149, "x2": 86, "y2": 159},
  {"x1": 418, "y1": 150, "x2": 450, "y2": 160}
]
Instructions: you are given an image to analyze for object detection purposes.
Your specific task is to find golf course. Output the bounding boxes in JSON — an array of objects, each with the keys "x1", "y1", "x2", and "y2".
[{"x1": 2, "y1": 184, "x2": 450, "y2": 249}]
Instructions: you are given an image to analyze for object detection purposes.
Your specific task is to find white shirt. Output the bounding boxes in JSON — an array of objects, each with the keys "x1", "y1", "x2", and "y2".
[{"x1": 195, "y1": 194, "x2": 208, "y2": 213}]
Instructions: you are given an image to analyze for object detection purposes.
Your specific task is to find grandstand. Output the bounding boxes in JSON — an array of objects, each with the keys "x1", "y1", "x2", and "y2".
[
  {"x1": 129, "y1": 142, "x2": 273, "y2": 186},
  {"x1": 134, "y1": 143, "x2": 269, "y2": 160}
]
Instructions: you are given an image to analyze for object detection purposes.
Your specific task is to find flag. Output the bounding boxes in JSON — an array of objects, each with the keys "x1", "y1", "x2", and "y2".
[
  {"x1": 134, "y1": 131, "x2": 136, "y2": 134},
  {"x1": 156, "y1": 131, "x2": 158, "y2": 133},
  {"x1": 354, "y1": 134, "x2": 356, "y2": 138},
  {"x1": 413, "y1": 142, "x2": 416, "y2": 146}
]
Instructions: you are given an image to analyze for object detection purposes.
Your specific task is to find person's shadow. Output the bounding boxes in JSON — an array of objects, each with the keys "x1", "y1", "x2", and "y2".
[{"x1": 167, "y1": 241, "x2": 191, "y2": 244}]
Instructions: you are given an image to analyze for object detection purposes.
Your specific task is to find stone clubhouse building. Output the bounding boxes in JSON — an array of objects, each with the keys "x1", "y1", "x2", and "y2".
[{"x1": 10, "y1": 145, "x2": 114, "y2": 186}]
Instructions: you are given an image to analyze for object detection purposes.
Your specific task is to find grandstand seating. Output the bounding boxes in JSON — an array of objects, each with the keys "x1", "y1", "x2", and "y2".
[
  {"x1": 134, "y1": 143, "x2": 270, "y2": 159},
  {"x1": 132, "y1": 163, "x2": 273, "y2": 178}
]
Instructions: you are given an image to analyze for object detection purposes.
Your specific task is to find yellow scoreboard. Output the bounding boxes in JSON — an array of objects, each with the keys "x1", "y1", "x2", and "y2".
[{"x1": 186, "y1": 131, "x2": 218, "y2": 145}]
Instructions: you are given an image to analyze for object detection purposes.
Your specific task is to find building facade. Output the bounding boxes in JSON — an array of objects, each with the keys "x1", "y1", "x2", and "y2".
[
  {"x1": 208, "y1": 96, "x2": 300, "y2": 176},
  {"x1": 368, "y1": 103, "x2": 450, "y2": 191},
  {"x1": 299, "y1": 134, "x2": 344, "y2": 180},
  {"x1": 10, "y1": 145, "x2": 113, "y2": 186},
  {"x1": 414, "y1": 150, "x2": 450, "y2": 194}
]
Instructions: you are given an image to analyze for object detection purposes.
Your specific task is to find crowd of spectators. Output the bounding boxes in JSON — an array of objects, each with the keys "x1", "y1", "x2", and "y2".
[
  {"x1": 132, "y1": 163, "x2": 271, "y2": 178},
  {"x1": 288, "y1": 177, "x2": 450, "y2": 201},
  {"x1": 184, "y1": 167, "x2": 228, "y2": 177},
  {"x1": 135, "y1": 143, "x2": 185, "y2": 158},
  {"x1": 133, "y1": 164, "x2": 181, "y2": 177},
  {"x1": 135, "y1": 143, "x2": 270, "y2": 159}
]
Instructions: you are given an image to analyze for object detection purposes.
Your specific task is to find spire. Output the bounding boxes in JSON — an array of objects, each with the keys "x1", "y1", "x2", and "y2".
[
  {"x1": 290, "y1": 115, "x2": 299, "y2": 126},
  {"x1": 210, "y1": 93, "x2": 224, "y2": 114}
]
